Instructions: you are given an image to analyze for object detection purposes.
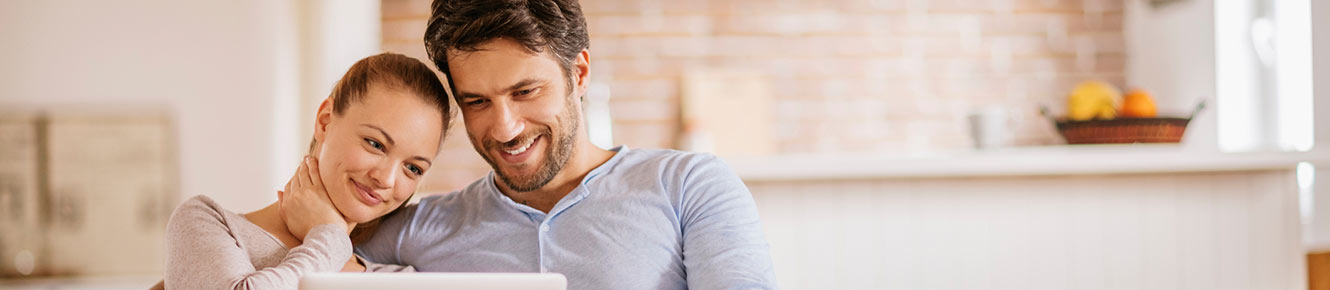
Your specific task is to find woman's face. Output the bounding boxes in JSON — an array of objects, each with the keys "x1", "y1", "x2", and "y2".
[{"x1": 312, "y1": 83, "x2": 444, "y2": 223}]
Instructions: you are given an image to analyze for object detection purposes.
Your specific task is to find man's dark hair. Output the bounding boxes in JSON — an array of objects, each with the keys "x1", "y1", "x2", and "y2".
[{"x1": 425, "y1": 0, "x2": 590, "y2": 100}]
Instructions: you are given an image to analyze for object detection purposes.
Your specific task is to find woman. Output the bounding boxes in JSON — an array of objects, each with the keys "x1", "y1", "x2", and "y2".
[{"x1": 161, "y1": 52, "x2": 451, "y2": 289}]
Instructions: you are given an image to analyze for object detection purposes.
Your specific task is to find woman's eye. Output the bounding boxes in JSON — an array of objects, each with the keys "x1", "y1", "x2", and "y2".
[
  {"x1": 406, "y1": 164, "x2": 424, "y2": 176},
  {"x1": 365, "y1": 138, "x2": 384, "y2": 150}
]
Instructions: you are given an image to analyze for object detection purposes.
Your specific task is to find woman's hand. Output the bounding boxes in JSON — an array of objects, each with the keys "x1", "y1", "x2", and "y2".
[
  {"x1": 278, "y1": 156, "x2": 348, "y2": 241},
  {"x1": 341, "y1": 257, "x2": 366, "y2": 272}
]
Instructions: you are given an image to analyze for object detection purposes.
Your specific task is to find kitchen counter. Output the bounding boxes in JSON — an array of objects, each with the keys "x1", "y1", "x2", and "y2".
[
  {"x1": 728, "y1": 144, "x2": 1329, "y2": 181},
  {"x1": 0, "y1": 276, "x2": 160, "y2": 290}
]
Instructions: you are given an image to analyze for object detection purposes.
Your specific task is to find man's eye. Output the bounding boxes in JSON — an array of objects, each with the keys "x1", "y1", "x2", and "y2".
[
  {"x1": 465, "y1": 99, "x2": 487, "y2": 106},
  {"x1": 365, "y1": 138, "x2": 384, "y2": 150},
  {"x1": 515, "y1": 88, "x2": 534, "y2": 96}
]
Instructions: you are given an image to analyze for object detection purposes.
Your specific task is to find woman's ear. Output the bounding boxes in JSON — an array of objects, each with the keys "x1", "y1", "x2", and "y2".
[{"x1": 312, "y1": 98, "x2": 335, "y2": 149}]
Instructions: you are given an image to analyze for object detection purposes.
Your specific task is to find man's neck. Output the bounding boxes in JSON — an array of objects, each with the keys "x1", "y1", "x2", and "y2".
[{"x1": 498, "y1": 142, "x2": 615, "y2": 213}]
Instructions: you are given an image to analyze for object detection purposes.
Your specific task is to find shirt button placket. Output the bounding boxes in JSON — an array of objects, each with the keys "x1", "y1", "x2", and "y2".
[{"x1": 538, "y1": 223, "x2": 550, "y2": 272}]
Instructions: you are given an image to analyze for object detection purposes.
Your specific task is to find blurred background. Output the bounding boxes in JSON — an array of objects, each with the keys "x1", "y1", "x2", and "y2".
[{"x1": 2, "y1": 0, "x2": 1329, "y2": 289}]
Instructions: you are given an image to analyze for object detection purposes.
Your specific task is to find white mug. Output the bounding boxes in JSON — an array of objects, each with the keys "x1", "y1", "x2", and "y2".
[{"x1": 968, "y1": 106, "x2": 1010, "y2": 149}]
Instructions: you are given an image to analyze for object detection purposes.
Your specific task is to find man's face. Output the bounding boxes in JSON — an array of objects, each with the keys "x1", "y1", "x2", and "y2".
[{"x1": 448, "y1": 38, "x2": 581, "y2": 192}]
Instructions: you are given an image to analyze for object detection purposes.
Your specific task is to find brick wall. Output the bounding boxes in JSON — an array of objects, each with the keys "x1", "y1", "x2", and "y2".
[{"x1": 381, "y1": 0, "x2": 1126, "y2": 192}]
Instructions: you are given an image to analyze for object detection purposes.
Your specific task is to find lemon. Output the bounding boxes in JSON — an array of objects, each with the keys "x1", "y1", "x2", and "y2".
[{"x1": 1067, "y1": 80, "x2": 1122, "y2": 121}]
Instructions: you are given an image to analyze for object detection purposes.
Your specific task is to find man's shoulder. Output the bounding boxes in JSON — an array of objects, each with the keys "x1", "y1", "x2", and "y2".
[
  {"x1": 605, "y1": 148, "x2": 740, "y2": 191},
  {"x1": 616, "y1": 147, "x2": 726, "y2": 172}
]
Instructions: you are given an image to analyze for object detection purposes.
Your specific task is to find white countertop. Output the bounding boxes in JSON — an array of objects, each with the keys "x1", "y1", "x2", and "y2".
[
  {"x1": 728, "y1": 144, "x2": 1330, "y2": 181},
  {"x1": 0, "y1": 275, "x2": 160, "y2": 290}
]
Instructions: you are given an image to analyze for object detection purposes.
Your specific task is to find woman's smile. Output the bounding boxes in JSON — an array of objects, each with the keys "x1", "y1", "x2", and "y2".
[{"x1": 350, "y1": 178, "x2": 384, "y2": 206}]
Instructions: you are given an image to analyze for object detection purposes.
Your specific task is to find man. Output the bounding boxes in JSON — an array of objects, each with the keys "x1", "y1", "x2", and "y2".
[{"x1": 356, "y1": 0, "x2": 777, "y2": 288}]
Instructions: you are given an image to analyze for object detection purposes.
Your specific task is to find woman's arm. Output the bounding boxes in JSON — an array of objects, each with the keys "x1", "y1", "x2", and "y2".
[{"x1": 164, "y1": 196, "x2": 353, "y2": 290}]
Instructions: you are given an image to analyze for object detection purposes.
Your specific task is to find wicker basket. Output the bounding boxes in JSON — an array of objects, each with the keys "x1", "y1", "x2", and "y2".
[
  {"x1": 1043, "y1": 100, "x2": 1205, "y2": 145},
  {"x1": 1055, "y1": 117, "x2": 1190, "y2": 144}
]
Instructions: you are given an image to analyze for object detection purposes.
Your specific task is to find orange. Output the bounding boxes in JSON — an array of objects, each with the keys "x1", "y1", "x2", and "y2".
[{"x1": 1120, "y1": 88, "x2": 1157, "y2": 118}]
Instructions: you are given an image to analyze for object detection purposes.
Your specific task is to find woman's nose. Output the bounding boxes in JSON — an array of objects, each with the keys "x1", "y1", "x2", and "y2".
[{"x1": 368, "y1": 162, "x2": 397, "y2": 189}]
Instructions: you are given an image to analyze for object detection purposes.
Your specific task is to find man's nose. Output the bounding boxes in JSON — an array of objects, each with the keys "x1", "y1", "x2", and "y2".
[{"x1": 489, "y1": 101, "x2": 525, "y2": 143}]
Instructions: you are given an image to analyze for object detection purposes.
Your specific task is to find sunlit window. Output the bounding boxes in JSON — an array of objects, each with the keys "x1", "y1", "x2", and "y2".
[{"x1": 1216, "y1": 0, "x2": 1314, "y2": 152}]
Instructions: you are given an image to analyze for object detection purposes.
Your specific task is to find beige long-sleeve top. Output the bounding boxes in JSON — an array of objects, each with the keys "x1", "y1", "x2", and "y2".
[{"x1": 164, "y1": 195, "x2": 411, "y2": 290}]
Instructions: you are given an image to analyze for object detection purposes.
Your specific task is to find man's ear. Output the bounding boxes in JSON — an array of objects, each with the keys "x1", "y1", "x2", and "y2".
[
  {"x1": 312, "y1": 98, "x2": 335, "y2": 149},
  {"x1": 573, "y1": 49, "x2": 590, "y2": 99}
]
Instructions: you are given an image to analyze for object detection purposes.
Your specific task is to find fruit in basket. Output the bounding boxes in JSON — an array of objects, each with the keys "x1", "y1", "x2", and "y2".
[
  {"x1": 1120, "y1": 88, "x2": 1158, "y2": 118},
  {"x1": 1066, "y1": 80, "x2": 1122, "y2": 121}
]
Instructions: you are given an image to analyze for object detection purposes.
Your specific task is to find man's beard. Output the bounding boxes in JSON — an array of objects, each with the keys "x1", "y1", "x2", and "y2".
[{"x1": 475, "y1": 99, "x2": 579, "y2": 193}]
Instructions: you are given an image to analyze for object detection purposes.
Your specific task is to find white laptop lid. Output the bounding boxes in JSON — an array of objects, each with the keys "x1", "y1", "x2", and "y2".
[{"x1": 299, "y1": 272, "x2": 567, "y2": 290}]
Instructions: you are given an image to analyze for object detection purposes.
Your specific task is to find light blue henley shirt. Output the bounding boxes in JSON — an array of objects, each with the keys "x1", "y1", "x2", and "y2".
[{"x1": 357, "y1": 146, "x2": 777, "y2": 289}]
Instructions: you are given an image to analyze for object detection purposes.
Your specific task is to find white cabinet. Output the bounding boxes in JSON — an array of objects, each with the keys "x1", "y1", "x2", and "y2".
[
  {"x1": 0, "y1": 113, "x2": 43, "y2": 277},
  {"x1": 0, "y1": 112, "x2": 176, "y2": 277}
]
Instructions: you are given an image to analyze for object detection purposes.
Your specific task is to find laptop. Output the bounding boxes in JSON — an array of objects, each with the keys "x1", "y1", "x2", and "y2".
[{"x1": 299, "y1": 272, "x2": 567, "y2": 290}]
